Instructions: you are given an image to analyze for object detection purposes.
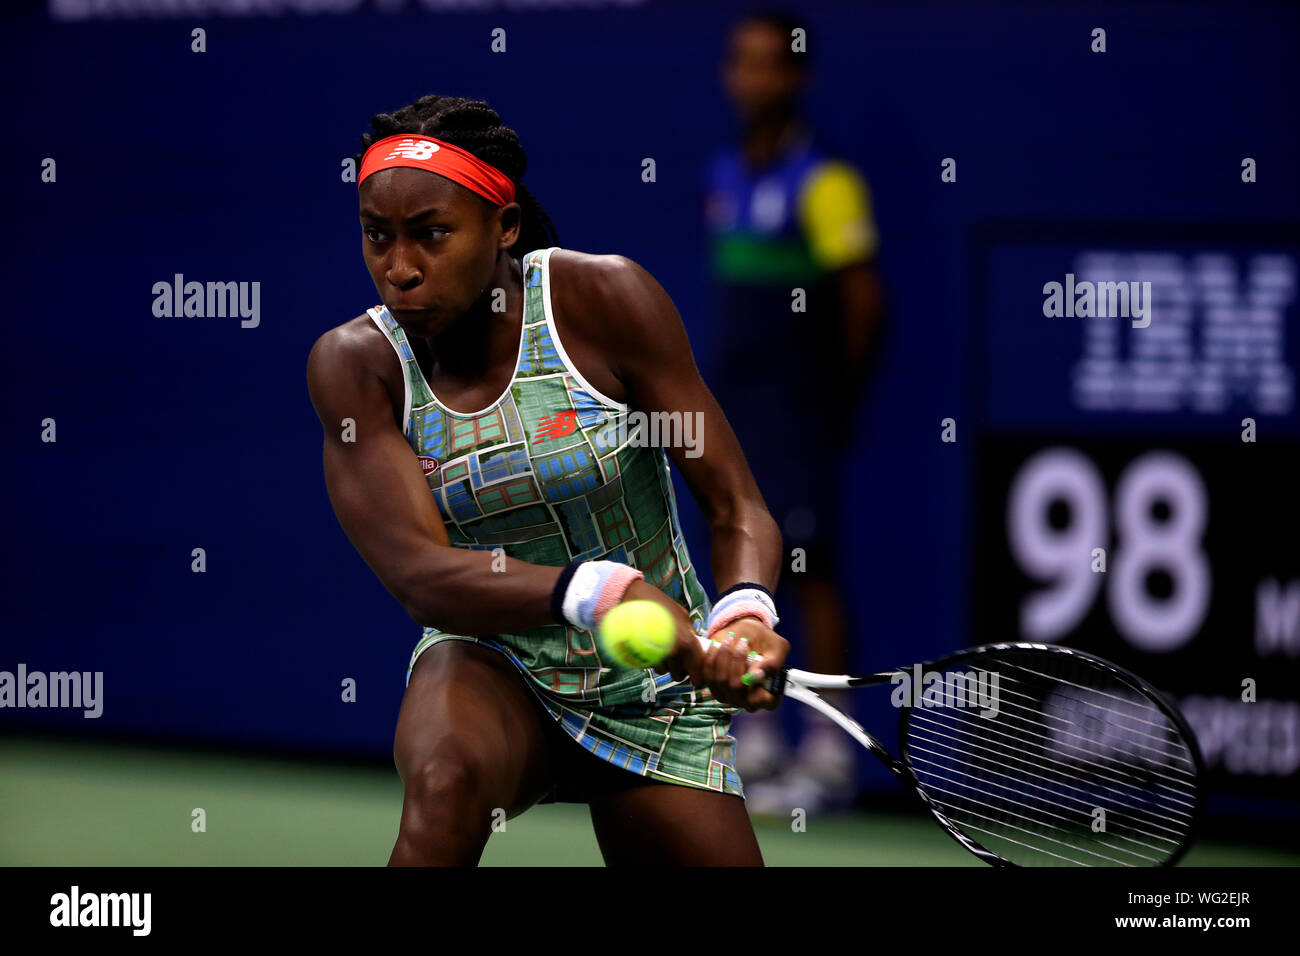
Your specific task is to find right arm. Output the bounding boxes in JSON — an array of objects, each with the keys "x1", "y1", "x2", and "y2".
[{"x1": 306, "y1": 322, "x2": 564, "y2": 635}]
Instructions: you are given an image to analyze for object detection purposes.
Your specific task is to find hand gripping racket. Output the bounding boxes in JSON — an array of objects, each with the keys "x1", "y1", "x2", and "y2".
[{"x1": 700, "y1": 636, "x2": 1204, "y2": 867}]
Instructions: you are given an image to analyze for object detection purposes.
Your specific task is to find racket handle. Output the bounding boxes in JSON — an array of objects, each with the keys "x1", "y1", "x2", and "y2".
[{"x1": 694, "y1": 633, "x2": 789, "y2": 697}]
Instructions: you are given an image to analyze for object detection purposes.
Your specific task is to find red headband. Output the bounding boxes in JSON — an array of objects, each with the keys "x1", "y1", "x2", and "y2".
[{"x1": 357, "y1": 133, "x2": 516, "y2": 206}]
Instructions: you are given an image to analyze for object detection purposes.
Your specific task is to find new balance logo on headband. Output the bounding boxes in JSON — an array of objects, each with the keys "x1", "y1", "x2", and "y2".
[
  {"x1": 384, "y1": 138, "x2": 441, "y2": 162},
  {"x1": 357, "y1": 133, "x2": 516, "y2": 205}
]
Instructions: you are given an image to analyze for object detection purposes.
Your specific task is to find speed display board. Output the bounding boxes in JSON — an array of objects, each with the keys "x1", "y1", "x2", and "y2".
[{"x1": 970, "y1": 223, "x2": 1300, "y2": 812}]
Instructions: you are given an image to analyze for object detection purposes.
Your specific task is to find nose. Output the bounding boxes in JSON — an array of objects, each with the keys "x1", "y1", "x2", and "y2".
[{"x1": 386, "y1": 242, "x2": 422, "y2": 291}]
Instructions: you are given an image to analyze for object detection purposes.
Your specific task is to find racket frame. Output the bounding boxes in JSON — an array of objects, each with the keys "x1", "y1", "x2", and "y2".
[{"x1": 718, "y1": 638, "x2": 1206, "y2": 867}]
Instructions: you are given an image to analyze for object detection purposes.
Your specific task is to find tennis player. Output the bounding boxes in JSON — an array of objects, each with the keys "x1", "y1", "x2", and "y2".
[{"x1": 307, "y1": 94, "x2": 790, "y2": 865}]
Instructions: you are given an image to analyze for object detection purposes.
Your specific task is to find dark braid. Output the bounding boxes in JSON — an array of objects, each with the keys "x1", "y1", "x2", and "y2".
[{"x1": 354, "y1": 94, "x2": 559, "y2": 259}]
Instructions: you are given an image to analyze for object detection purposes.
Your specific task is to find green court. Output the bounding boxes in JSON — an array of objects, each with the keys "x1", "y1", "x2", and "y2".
[{"x1": 2, "y1": 736, "x2": 1293, "y2": 867}]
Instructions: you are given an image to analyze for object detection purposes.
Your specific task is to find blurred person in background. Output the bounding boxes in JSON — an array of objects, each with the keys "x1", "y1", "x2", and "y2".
[{"x1": 704, "y1": 8, "x2": 887, "y2": 814}]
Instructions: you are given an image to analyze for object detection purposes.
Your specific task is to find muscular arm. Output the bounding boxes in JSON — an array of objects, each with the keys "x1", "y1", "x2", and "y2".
[
  {"x1": 583, "y1": 256, "x2": 783, "y2": 596},
  {"x1": 306, "y1": 322, "x2": 563, "y2": 636}
]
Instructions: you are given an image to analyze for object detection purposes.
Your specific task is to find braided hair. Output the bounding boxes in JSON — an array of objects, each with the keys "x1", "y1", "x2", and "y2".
[{"x1": 354, "y1": 94, "x2": 559, "y2": 259}]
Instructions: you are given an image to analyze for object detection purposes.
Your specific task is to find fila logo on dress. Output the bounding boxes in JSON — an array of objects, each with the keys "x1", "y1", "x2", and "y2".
[{"x1": 417, "y1": 456, "x2": 440, "y2": 477}]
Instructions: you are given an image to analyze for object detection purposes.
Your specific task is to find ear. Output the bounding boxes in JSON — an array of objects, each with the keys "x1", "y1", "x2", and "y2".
[{"x1": 493, "y1": 201, "x2": 523, "y2": 250}]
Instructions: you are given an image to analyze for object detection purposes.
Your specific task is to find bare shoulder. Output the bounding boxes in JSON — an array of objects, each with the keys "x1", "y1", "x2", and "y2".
[
  {"x1": 547, "y1": 249, "x2": 670, "y2": 392},
  {"x1": 547, "y1": 250, "x2": 638, "y2": 402},
  {"x1": 547, "y1": 248, "x2": 646, "y2": 317},
  {"x1": 307, "y1": 312, "x2": 395, "y2": 382},
  {"x1": 306, "y1": 311, "x2": 404, "y2": 422}
]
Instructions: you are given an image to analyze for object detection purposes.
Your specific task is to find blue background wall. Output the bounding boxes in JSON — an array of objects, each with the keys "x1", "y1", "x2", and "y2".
[{"x1": 2, "y1": 1, "x2": 1296, "y2": 813}]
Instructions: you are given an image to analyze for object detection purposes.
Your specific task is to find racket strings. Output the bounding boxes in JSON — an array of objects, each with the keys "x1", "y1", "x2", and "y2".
[
  {"x1": 982, "y1": 664, "x2": 1195, "y2": 762},
  {"x1": 946, "y1": 663, "x2": 1198, "y2": 790},
  {"x1": 906, "y1": 677, "x2": 1197, "y2": 818},
  {"x1": 909, "y1": 729, "x2": 1188, "y2": 866},
  {"x1": 909, "y1": 707, "x2": 1195, "y2": 837},
  {"x1": 901, "y1": 651, "x2": 1198, "y2": 866},
  {"x1": 915, "y1": 782, "x2": 1167, "y2": 865},
  {"x1": 907, "y1": 729, "x2": 1190, "y2": 858},
  {"x1": 906, "y1": 742, "x2": 1185, "y2": 858},
  {"x1": 965, "y1": 668, "x2": 1194, "y2": 766},
  {"x1": 932, "y1": 811, "x2": 1156, "y2": 866},
  {"x1": 907, "y1": 715, "x2": 1193, "y2": 840},
  {"x1": 917, "y1": 681, "x2": 1198, "y2": 799}
]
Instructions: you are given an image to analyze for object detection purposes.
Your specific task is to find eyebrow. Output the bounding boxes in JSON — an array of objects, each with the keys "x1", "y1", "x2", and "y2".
[{"x1": 358, "y1": 206, "x2": 447, "y2": 223}]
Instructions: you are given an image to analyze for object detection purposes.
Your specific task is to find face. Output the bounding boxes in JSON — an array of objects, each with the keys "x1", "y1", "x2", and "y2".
[
  {"x1": 721, "y1": 21, "x2": 805, "y2": 120},
  {"x1": 359, "y1": 166, "x2": 520, "y2": 338}
]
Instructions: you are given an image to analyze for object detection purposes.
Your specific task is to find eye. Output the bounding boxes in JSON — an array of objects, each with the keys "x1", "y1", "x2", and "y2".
[
  {"x1": 363, "y1": 227, "x2": 387, "y2": 243},
  {"x1": 424, "y1": 227, "x2": 449, "y2": 239}
]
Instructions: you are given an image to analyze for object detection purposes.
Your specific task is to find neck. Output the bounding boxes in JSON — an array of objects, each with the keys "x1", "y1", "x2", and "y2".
[
  {"x1": 424, "y1": 253, "x2": 520, "y2": 379},
  {"x1": 741, "y1": 111, "x2": 802, "y2": 169}
]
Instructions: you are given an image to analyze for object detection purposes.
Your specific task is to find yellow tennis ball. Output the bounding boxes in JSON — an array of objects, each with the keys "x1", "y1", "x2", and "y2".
[{"x1": 598, "y1": 600, "x2": 676, "y2": 668}]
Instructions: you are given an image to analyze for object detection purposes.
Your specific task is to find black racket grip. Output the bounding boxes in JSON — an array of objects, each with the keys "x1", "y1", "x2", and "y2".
[{"x1": 759, "y1": 667, "x2": 790, "y2": 697}]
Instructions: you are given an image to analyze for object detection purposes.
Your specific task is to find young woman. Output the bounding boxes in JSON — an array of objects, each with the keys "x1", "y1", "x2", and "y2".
[{"x1": 307, "y1": 94, "x2": 790, "y2": 866}]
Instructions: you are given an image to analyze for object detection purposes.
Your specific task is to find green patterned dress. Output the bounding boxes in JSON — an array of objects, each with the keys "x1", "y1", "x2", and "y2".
[{"x1": 366, "y1": 246, "x2": 743, "y2": 798}]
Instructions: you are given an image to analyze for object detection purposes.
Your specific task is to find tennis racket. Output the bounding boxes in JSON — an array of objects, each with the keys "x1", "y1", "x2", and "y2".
[{"x1": 700, "y1": 636, "x2": 1204, "y2": 867}]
